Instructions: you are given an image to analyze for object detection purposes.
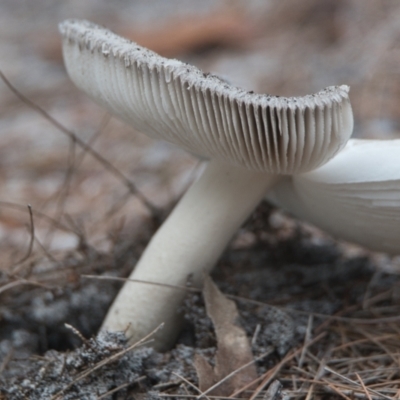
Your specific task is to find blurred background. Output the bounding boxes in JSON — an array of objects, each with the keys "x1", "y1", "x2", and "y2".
[{"x1": 0, "y1": 0, "x2": 400, "y2": 257}]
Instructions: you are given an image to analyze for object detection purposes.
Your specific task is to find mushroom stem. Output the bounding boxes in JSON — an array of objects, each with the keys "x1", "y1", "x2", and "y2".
[{"x1": 101, "y1": 160, "x2": 279, "y2": 350}]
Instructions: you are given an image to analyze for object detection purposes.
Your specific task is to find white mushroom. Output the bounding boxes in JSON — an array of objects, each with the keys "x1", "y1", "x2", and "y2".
[
  {"x1": 267, "y1": 139, "x2": 400, "y2": 255},
  {"x1": 59, "y1": 19, "x2": 353, "y2": 349}
]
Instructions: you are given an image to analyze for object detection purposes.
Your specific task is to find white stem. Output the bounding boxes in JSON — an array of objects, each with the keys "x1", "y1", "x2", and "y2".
[{"x1": 101, "y1": 160, "x2": 279, "y2": 350}]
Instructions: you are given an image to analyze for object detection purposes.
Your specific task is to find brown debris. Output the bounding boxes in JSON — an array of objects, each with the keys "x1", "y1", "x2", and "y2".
[
  {"x1": 36, "y1": 7, "x2": 256, "y2": 63},
  {"x1": 195, "y1": 276, "x2": 258, "y2": 396},
  {"x1": 121, "y1": 8, "x2": 257, "y2": 57}
]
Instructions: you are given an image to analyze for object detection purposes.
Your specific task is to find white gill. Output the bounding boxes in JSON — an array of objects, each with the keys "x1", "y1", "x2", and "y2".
[{"x1": 59, "y1": 19, "x2": 353, "y2": 174}]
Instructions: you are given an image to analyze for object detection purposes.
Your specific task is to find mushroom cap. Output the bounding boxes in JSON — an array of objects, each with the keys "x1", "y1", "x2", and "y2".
[
  {"x1": 59, "y1": 19, "x2": 353, "y2": 174},
  {"x1": 267, "y1": 139, "x2": 400, "y2": 254}
]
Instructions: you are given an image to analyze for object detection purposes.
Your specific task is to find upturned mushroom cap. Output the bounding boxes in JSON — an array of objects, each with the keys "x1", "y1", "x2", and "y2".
[
  {"x1": 267, "y1": 139, "x2": 400, "y2": 254},
  {"x1": 59, "y1": 19, "x2": 353, "y2": 174}
]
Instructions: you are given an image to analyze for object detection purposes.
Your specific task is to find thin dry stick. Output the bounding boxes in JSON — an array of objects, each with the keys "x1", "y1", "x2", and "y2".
[
  {"x1": 356, "y1": 373, "x2": 373, "y2": 400},
  {"x1": 325, "y1": 383, "x2": 393, "y2": 400},
  {"x1": 362, "y1": 271, "x2": 381, "y2": 310},
  {"x1": 228, "y1": 335, "x2": 327, "y2": 399},
  {"x1": 41, "y1": 113, "x2": 109, "y2": 212},
  {"x1": 282, "y1": 377, "x2": 330, "y2": 386},
  {"x1": 96, "y1": 382, "x2": 131, "y2": 400},
  {"x1": 196, "y1": 350, "x2": 274, "y2": 400},
  {"x1": 104, "y1": 190, "x2": 133, "y2": 220},
  {"x1": 290, "y1": 365, "x2": 315, "y2": 379},
  {"x1": 9, "y1": 205, "x2": 35, "y2": 270},
  {"x1": 159, "y1": 395, "x2": 245, "y2": 400},
  {"x1": 356, "y1": 328, "x2": 399, "y2": 366},
  {"x1": 304, "y1": 349, "x2": 326, "y2": 370},
  {"x1": 0, "y1": 200, "x2": 75, "y2": 234},
  {"x1": 62, "y1": 213, "x2": 87, "y2": 243},
  {"x1": 172, "y1": 372, "x2": 211, "y2": 400},
  {"x1": 0, "y1": 68, "x2": 159, "y2": 218},
  {"x1": 230, "y1": 293, "x2": 400, "y2": 325},
  {"x1": 245, "y1": 332, "x2": 327, "y2": 400},
  {"x1": 82, "y1": 274, "x2": 201, "y2": 292},
  {"x1": 355, "y1": 369, "x2": 400, "y2": 384},
  {"x1": 332, "y1": 333, "x2": 399, "y2": 353},
  {"x1": 304, "y1": 383, "x2": 315, "y2": 400},
  {"x1": 303, "y1": 349, "x2": 328, "y2": 400},
  {"x1": 290, "y1": 377, "x2": 399, "y2": 398},
  {"x1": 322, "y1": 308, "x2": 387, "y2": 326},
  {"x1": 75, "y1": 113, "x2": 111, "y2": 169},
  {"x1": 298, "y1": 313, "x2": 313, "y2": 368},
  {"x1": 50, "y1": 323, "x2": 164, "y2": 400},
  {"x1": 96, "y1": 377, "x2": 145, "y2": 400},
  {"x1": 369, "y1": 378, "x2": 400, "y2": 389},
  {"x1": 314, "y1": 304, "x2": 360, "y2": 333},
  {"x1": 363, "y1": 287, "x2": 393, "y2": 310},
  {"x1": 323, "y1": 381, "x2": 353, "y2": 400},
  {"x1": 45, "y1": 113, "x2": 111, "y2": 240},
  {"x1": 247, "y1": 353, "x2": 293, "y2": 400},
  {"x1": 324, "y1": 367, "x2": 393, "y2": 400},
  {"x1": 64, "y1": 323, "x2": 88, "y2": 344},
  {"x1": 0, "y1": 278, "x2": 51, "y2": 295},
  {"x1": 53, "y1": 136, "x2": 76, "y2": 223},
  {"x1": 251, "y1": 324, "x2": 261, "y2": 347},
  {"x1": 34, "y1": 235, "x2": 59, "y2": 264}
]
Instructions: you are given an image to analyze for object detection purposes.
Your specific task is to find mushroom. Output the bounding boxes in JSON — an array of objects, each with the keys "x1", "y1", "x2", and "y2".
[
  {"x1": 59, "y1": 19, "x2": 353, "y2": 349},
  {"x1": 267, "y1": 138, "x2": 400, "y2": 254}
]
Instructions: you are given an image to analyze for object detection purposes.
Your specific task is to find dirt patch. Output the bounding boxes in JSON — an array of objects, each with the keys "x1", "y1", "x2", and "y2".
[{"x1": 2, "y1": 203, "x2": 399, "y2": 398}]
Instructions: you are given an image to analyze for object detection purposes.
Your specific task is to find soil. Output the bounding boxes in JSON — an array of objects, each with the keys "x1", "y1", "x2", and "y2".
[
  {"x1": 1, "y1": 203, "x2": 399, "y2": 399},
  {"x1": 1, "y1": 1, "x2": 400, "y2": 399}
]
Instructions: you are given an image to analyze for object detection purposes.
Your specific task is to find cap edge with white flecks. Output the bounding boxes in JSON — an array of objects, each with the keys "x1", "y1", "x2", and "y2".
[{"x1": 59, "y1": 19, "x2": 354, "y2": 174}]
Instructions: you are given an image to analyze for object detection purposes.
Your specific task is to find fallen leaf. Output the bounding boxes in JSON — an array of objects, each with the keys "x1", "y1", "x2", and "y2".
[
  {"x1": 194, "y1": 353, "x2": 215, "y2": 392},
  {"x1": 195, "y1": 276, "x2": 257, "y2": 396}
]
